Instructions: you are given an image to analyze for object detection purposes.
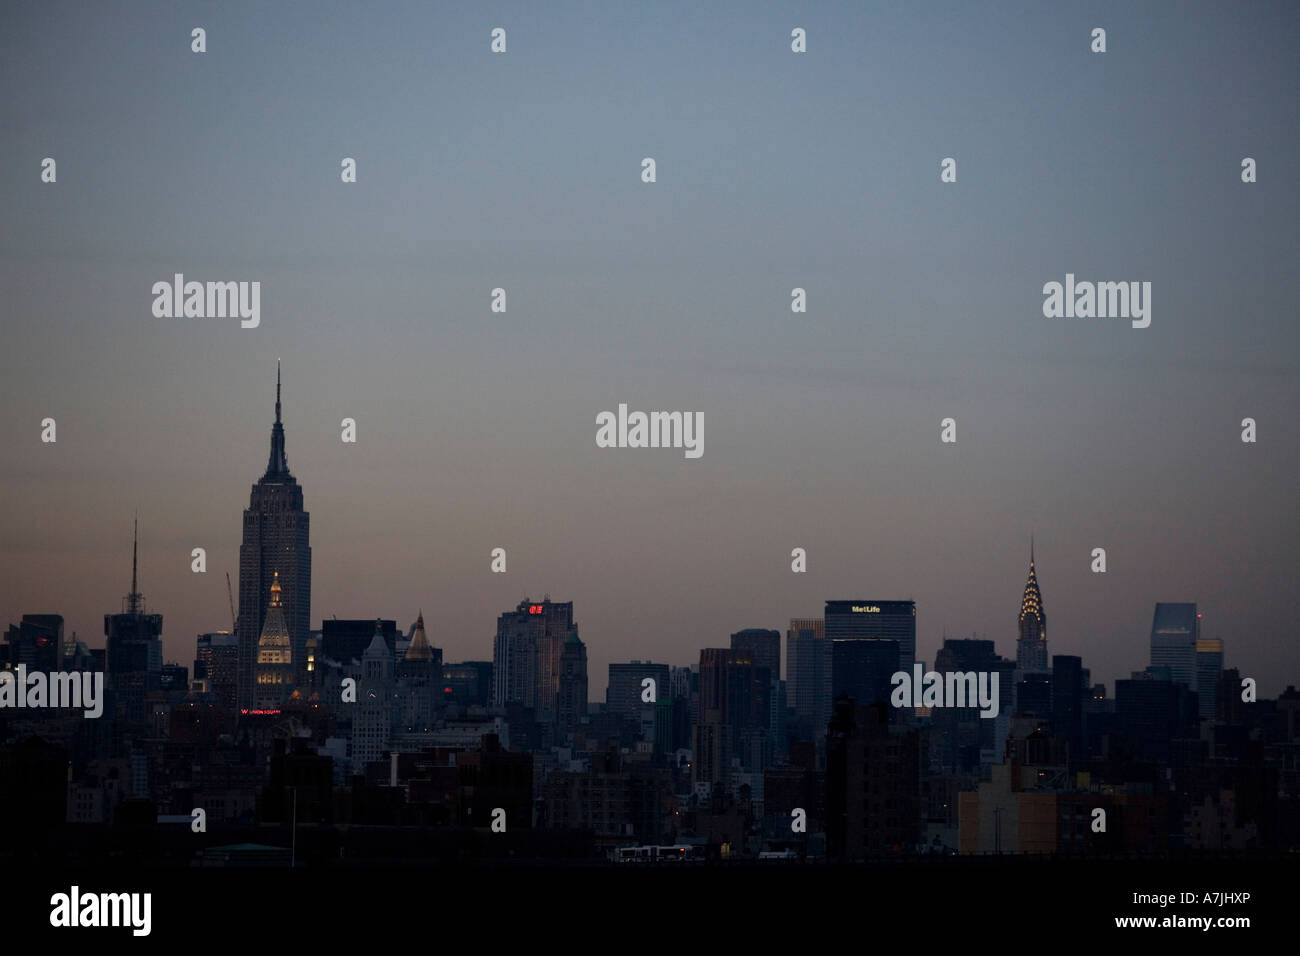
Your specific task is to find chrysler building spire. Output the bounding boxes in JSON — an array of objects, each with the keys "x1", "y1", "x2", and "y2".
[{"x1": 1016, "y1": 539, "x2": 1048, "y2": 671}]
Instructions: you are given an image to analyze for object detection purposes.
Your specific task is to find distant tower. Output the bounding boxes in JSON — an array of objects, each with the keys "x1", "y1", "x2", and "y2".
[
  {"x1": 1016, "y1": 539, "x2": 1048, "y2": 671},
  {"x1": 557, "y1": 632, "x2": 588, "y2": 740},
  {"x1": 1149, "y1": 603, "x2": 1199, "y2": 689},
  {"x1": 238, "y1": 361, "x2": 311, "y2": 711},
  {"x1": 397, "y1": 611, "x2": 438, "y2": 732},
  {"x1": 253, "y1": 572, "x2": 294, "y2": 709},
  {"x1": 352, "y1": 620, "x2": 394, "y2": 769},
  {"x1": 491, "y1": 596, "x2": 577, "y2": 733},
  {"x1": 786, "y1": 618, "x2": 831, "y2": 757},
  {"x1": 104, "y1": 516, "x2": 163, "y2": 734},
  {"x1": 1195, "y1": 637, "x2": 1224, "y2": 719}
]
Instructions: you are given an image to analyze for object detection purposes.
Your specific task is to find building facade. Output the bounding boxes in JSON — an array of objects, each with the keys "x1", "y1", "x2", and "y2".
[
  {"x1": 825, "y1": 600, "x2": 916, "y2": 673},
  {"x1": 1149, "y1": 603, "x2": 1199, "y2": 690},
  {"x1": 237, "y1": 363, "x2": 311, "y2": 711}
]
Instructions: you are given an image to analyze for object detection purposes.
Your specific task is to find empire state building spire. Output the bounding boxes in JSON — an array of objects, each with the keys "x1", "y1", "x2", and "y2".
[
  {"x1": 238, "y1": 360, "x2": 311, "y2": 713},
  {"x1": 264, "y1": 359, "x2": 292, "y2": 480},
  {"x1": 1016, "y1": 538, "x2": 1048, "y2": 671}
]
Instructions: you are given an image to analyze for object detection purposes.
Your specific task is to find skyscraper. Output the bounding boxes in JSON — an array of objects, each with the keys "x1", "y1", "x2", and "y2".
[
  {"x1": 557, "y1": 632, "x2": 588, "y2": 740},
  {"x1": 397, "y1": 611, "x2": 439, "y2": 732},
  {"x1": 693, "y1": 648, "x2": 734, "y2": 793},
  {"x1": 786, "y1": 618, "x2": 831, "y2": 749},
  {"x1": 1149, "y1": 603, "x2": 1199, "y2": 690},
  {"x1": 1016, "y1": 541, "x2": 1048, "y2": 671},
  {"x1": 831, "y1": 638, "x2": 899, "y2": 711},
  {"x1": 691, "y1": 647, "x2": 774, "y2": 791},
  {"x1": 731, "y1": 629, "x2": 782, "y2": 765},
  {"x1": 931, "y1": 638, "x2": 1013, "y2": 774},
  {"x1": 730, "y1": 629, "x2": 780, "y2": 678},
  {"x1": 825, "y1": 601, "x2": 916, "y2": 673},
  {"x1": 1051, "y1": 654, "x2": 1084, "y2": 762},
  {"x1": 491, "y1": 597, "x2": 578, "y2": 732},
  {"x1": 104, "y1": 518, "x2": 163, "y2": 732},
  {"x1": 1195, "y1": 638, "x2": 1224, "y2": 720},
  {"x1": 237, "y1": 362, "x2": 311, "y2": 711},
  {"x1": 352, "y1": 620, "x2": 394, "y2": 769},
  {"x1": 724, "y1": 650, "x2": 774, "y2": 774}
]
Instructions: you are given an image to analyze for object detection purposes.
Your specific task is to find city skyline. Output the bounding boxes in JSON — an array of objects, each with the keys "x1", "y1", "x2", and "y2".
[
  {"x1": 2, "y1": 3, "x2": 1295, "y2": 933},
  {"x1": 0, "y1": 362, "x2": 1284, "y2": 697},
  {"x1": 3, "y1": 1, "x2": 1296, "y2": 700},
  {"x1": 3, "y1": 422, "x2": 1276, "y2": 700}
]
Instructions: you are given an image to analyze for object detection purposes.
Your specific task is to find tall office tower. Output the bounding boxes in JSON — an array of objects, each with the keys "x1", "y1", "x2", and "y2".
[
  {"x1": 1215, "y1": 668, "x2": 1243, "y2": 724},
  {"x1": 930, "y1": 638, "x2": 1014, "y2": 775},
  {"x1": 726, "y1": 652, "x2": 774, "y2": 773},
  {"x1": 4, "y1": 614, "x2": 64, "y2": 672},
  {"x1": 697, "y1": 650, "x2": 731, "y2": 722},
  {"x1": 787, "y1": 618, "x2": 831, "y2": 748},
  {"x1": 352, "y1": 621, "x2": 394, "y2": 770},
  {"x1": 397, "y1": 611, "x2": 439, "y2": 732},
  {"x1": 557, "y1": 633, "x2": 588, "y2": 739},
  {"x1": 732, "y1": 629, "x2": 783, "y2": 764},
  {"x1": 692, "y1": 648, "x2": 773, "y2": 789},
  {"x1": 491, "y1": 597, "x2": 578, "y2": 728},
  {"x1": 1195, "y1": 638, "x2": 1224, "y2": 720},
  {"x1": 694, "y1": 648, "x2": 734, "y2": 792},
  {"x1": 670, "y1": 665, "x2": 698, "y2": 752},
  {"x1": 104, "y1": 519, "x2": 163, "y2": 730},
  {"x1": 1050, "y1": 654, "x2": 1084, "y2": 762},
  {"x1": 1016, "y1": 541, "x2": 1048, "y2": 671},
  {"x1": 731, "y1": 629, "x2": 780, "y2": 678},
  {"x1": 825, "y1": 601, "x2": 916, "y2": 673},
  {"x1": 606, "y1": 661, "x2": 671, "y2": 721},
  {"x1": 1149, "y1": 603, "x2": 1199, "y2": 689},
  {"x1": 831, "y1": 638, "x2": 900, "y2": 710},
  {"x1": 253, "y1": 572, "x2": 294, "y2": 710},
  {"x1": 237, "y1": 363, "x2": 311, "y2": 711},
  {"x1": 194, "y1": 631, "x2": 238, "y2": 711}
]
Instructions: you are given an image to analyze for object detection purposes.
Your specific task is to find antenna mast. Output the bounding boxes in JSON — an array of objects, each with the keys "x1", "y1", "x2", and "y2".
[{"x1": 226, "y1": 572, "x2": 237, "y2": 633}]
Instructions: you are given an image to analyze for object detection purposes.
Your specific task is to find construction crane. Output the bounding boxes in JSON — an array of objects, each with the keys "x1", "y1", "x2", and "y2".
[{"x1": 226, "y1": 572, "x2": 237, "y2": 634}]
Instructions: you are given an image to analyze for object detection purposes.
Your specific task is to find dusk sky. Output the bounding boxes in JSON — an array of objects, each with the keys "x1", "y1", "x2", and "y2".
[{"x1": 2, "y1": 1, "x2": 1297, "y2": 697}]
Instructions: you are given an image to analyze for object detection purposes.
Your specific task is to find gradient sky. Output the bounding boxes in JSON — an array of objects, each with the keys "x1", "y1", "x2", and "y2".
[{"x1": 2, "y1": 1, "x2": 1297, "y2": 698}]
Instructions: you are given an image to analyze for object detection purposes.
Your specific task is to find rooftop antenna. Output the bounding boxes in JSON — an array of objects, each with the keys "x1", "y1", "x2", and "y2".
[
  {"x1": 125, "y1": 512, "x2": 144, "y2": 614},
  {"x1": 226, "y1": 572, "x2": 237, "y2": 633}
]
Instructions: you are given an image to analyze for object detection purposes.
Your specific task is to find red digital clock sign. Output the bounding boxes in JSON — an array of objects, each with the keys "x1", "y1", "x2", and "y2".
[{"x1": 528, "y1": 605, "x2": 544, "y2": 615}]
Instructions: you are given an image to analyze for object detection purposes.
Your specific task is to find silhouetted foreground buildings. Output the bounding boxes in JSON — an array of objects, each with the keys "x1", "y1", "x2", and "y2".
[{"x1": 2, "y1": 369, "x2": 1296, "y2": 865}]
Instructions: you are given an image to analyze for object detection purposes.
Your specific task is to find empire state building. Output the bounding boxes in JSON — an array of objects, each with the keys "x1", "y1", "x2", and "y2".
[{"x1": 237, "y1": 362, "x2": 311, "y2": 711}]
